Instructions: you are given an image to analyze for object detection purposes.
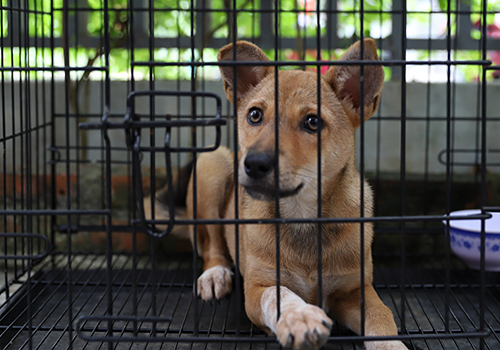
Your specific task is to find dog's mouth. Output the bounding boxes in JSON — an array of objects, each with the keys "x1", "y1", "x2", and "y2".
[{"x1": 243, "y1": 183, "x2": 304, "y2": 201}]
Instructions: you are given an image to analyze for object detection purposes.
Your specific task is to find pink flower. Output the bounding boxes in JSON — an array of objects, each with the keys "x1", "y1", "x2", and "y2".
[{"x1": 473, "y1": 20, "x2": 500, "y2": 77}]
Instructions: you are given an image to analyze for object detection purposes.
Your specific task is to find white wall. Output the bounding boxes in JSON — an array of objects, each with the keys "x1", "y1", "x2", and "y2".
[{"x1": 2, "y1": 80, "x2": 500, "y2": 175}]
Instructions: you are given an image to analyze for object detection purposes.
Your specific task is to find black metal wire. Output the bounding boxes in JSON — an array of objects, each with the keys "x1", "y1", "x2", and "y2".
[
  {"x1": 273, "y1": 0, "x2": 281, "y2": 323},
  {"x1": 399, "y1": 0, "x2": 408, "y2": 335},
  {"x1": 140, "y1": 212, "x2": 492, "y2": 227},
  {"x1": 0, "y1": 233, "x2": 51, "y2": 260},
  {"x1": 231, "y1": 0, "x2": 242, "y2": 338},
  {"x1": 444, "y1": 0, "x2": 454, "y2": 335},
  {"x1": 359, "y1": 0, "x2": 366, "y2": 337},
  {"x1": 1, "y1": 1, "x2": 499, "y2": 350},
  {"x1": 315, "y1": 0, "x2": 323, "y2": 311},
  {"x1": 479, "y1": 1, "x2": 489, "y2": 350},
  {"x1": 61, "y1": 1, "x2": 73, "y2": 348},
  {"x1": 128, "y1": 59, "x2": 492, "y2": 68}
]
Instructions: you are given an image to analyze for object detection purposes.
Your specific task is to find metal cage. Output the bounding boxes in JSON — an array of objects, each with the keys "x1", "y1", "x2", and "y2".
[{"x1": 1, "y1": 1, "x2": 500, "y2": 349}]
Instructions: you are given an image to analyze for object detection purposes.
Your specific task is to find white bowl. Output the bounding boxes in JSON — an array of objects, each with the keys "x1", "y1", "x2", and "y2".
[{"x1": 443, "y1": 210, "x2": 500, "y2": 271}]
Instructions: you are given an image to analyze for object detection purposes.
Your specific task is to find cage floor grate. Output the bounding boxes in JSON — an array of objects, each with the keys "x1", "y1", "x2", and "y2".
[{"x1": 0, "y1": 253, "x2": 499, "y2": 350}]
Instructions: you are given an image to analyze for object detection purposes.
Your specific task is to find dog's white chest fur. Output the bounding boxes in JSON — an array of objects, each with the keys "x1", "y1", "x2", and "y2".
[
  {"x1": 272, "y1": 267, "x2": 349, "y2": 308},
  {"x1": 278, "y1": 177, "x2": 323, "y2": 219}
]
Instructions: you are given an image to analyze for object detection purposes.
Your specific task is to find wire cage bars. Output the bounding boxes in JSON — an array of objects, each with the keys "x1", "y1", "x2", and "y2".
[{"x1": 1, "y1": 0, "x2": 500, "y2": 350}]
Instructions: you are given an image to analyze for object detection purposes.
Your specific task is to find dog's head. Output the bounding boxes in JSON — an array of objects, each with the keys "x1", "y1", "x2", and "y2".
[{"x1": 218, "y1": 40, "x2": 384, "y2": 203}]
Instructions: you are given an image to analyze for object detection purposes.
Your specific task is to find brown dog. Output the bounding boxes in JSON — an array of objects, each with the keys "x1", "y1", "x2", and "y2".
[{"x1": 175, "y1": 39, "x2": 408, "y2": 350}]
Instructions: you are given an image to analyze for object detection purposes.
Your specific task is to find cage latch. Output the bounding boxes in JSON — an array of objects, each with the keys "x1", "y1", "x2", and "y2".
[{"x1": 123, "y1": 91, "x2": 226, "y2": 238}]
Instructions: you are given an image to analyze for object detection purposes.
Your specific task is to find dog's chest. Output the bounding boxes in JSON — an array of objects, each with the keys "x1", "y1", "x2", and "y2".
[{"x1": 279, "y1": 267, "x2": 348, "y2": 305}]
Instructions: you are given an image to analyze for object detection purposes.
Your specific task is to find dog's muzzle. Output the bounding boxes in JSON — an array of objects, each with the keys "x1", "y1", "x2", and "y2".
[{"x1": 241, "y1": 151, "x2": 303, "y2": 201}]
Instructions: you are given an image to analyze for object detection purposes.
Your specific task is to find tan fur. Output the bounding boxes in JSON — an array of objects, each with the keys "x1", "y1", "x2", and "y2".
[{"x1": 184, "y1": 39, "x2": 408, "y2": 350}]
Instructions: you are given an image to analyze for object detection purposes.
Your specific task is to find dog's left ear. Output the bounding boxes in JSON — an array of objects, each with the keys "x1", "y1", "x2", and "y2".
[{"x1": 324, "y1": 38, "x2": 384, "y2": 128}]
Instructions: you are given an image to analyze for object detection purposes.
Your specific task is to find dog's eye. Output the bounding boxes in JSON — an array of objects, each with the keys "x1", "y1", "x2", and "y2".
[
  {"x1": 247, "y1": 107, "x2": 263, "y2": 125},
  {"x1": 303, "y1": 115, "x2": 321, "y2": 132}
]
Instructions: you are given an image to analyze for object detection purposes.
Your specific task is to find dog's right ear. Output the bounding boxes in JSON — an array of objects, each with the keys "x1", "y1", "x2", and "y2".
[{"x1": 218, "y1": 41, "x2": 272, "y2": 103}]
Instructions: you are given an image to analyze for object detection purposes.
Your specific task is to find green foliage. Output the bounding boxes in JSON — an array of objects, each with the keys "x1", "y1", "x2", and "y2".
[
  {"x1": 2, "y1": 0, "x2": 499, "y2": 82},
  {"x1": 210, "y1": 0, "x2": 262, "y2": 38},
  {"x1": 338, "y1": 0, "x2": 392, "y2": 39},
  {"x1": 470, "y1": 0, "x2": 500, "y2": 27},
  {"x1": 1, "y1": 0, "x2": 7, "y2": 37}
]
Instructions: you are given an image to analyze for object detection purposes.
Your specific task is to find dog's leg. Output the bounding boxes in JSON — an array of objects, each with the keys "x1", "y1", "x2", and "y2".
[
  {"x1": 195, "y1": 224, "x2": 233, "y2": 301},
  {"x1": 329, "y1": 285, "x2": 408, "y2": 350},
  {"x1": 245, "y1": 284, "x2": 332, "y2": 350},
  {"x1": 186, "y1": 147, "x2": 235, "y2": 301}
]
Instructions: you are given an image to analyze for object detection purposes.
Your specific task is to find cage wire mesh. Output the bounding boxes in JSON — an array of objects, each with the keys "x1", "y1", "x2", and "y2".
[{"x1": 1, "y1": 0, "x2": 500, "y2": 349}]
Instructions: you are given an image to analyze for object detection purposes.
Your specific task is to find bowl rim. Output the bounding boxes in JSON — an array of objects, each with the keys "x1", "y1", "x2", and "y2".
[{"x1": 443, "y1": 209, "x2": 500, "y2": 234}]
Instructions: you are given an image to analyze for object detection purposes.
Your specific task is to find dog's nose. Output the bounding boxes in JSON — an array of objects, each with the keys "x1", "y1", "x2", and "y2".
[{"x1": 244, "y1": 152, "x2": 274, "y2": 179}]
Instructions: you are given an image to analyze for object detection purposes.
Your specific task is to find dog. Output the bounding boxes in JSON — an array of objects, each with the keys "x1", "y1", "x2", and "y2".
[{"x1": 149, "y1": 39, "x2": 408, "y2": 350}]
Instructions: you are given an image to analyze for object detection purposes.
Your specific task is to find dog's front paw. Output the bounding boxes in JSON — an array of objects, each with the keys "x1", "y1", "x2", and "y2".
[
  {"x1": 365, "y1": 340, "x2": 408, "y2": 350},
  {"x1": 197, "y1": 266, "x2": 233, "y2": 301},
  {"x1": 275, "y1": 304, "x2": 332, "y2": 350}
]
